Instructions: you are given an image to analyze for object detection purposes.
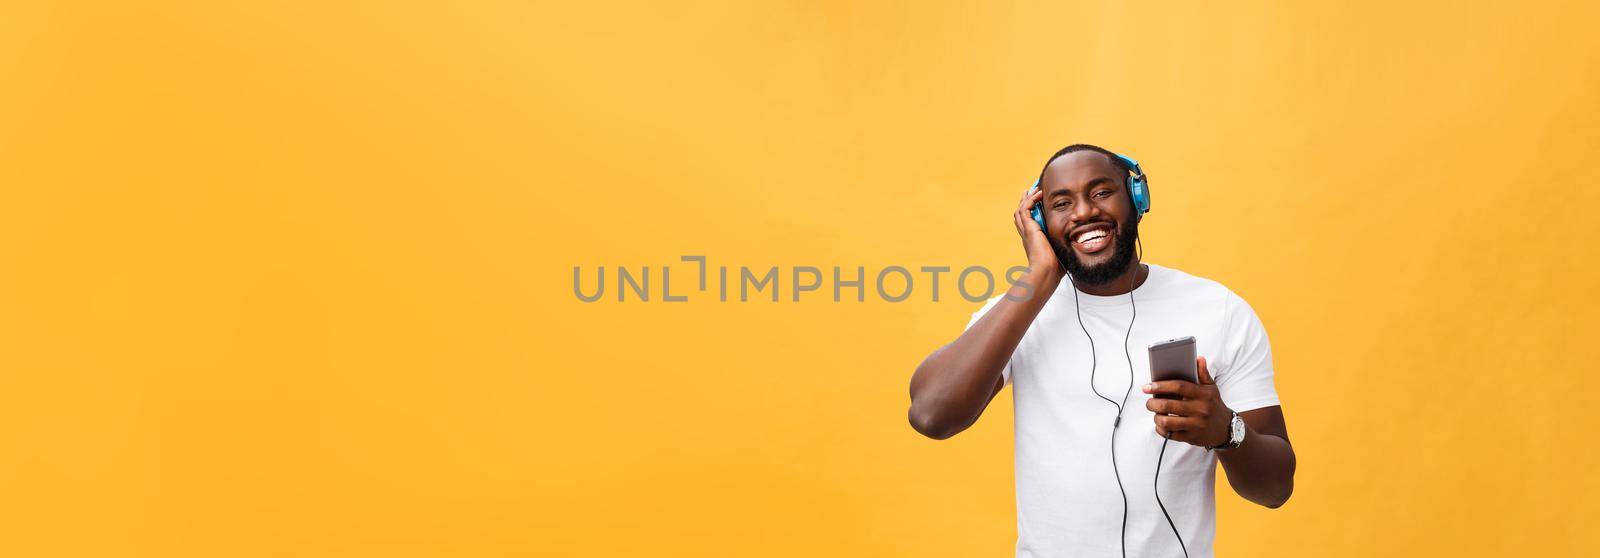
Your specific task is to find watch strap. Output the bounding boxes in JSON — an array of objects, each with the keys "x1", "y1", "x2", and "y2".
[{"x1": 1208, "y1": 411, "x2": 1244, "y2": 451}]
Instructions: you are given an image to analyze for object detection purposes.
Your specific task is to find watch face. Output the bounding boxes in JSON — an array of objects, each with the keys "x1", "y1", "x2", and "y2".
[{"x1": 1230, "y1": 415, "x2": 1246, "y2": 443}]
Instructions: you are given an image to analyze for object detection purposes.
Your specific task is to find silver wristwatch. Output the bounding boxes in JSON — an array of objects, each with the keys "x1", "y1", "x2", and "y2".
[{"x1": 1208, "y1": 411, "x2": 1246, "y2": 451}]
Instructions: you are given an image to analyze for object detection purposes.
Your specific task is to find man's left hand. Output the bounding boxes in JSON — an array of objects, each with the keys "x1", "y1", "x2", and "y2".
[{"x1": 1142, "y1": 356, "x2": 1231, "y2": 448}]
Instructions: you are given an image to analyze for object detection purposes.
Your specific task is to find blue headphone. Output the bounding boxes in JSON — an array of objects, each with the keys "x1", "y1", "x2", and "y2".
[{"x1": 1029, "y1": 153, "x2": 1149, "y2": 233}]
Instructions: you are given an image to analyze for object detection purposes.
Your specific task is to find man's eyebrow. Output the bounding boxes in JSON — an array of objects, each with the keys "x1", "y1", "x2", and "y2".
[{"x1": 1047, "y1": 176, "x2": 1115, "y2": 198}]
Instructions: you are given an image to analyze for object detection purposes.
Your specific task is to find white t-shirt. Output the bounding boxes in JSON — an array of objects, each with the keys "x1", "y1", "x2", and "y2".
[{"x1": 965, "y1": 263, "x2": 1280, "y2": 558}]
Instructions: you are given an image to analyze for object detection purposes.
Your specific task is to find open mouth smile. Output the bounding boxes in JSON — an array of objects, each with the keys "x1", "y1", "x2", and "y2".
[{"x1": 1070, "y1": 223, "x2": 1114, "y2": 254}]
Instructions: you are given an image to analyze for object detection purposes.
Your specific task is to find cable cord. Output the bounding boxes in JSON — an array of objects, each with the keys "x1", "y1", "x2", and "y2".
[
  {"x1": 1065, "y1": 240, "x2": 1142, "y2": 558},
  {"x1": 1068, "y1": 271, "x2": 1129, "y2": 558},
  {"x1": 1138, "y1": 236, "x2": 1189, "y2": 557},
  {"x1": 1069, "y1": 235, "x2": 1189, "y2": 557},
  {"x1": 1155, "y1": 433, "x2": 1190, "y2": 558}
]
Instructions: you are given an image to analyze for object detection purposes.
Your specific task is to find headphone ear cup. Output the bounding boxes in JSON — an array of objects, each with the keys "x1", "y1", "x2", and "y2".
[
  {"x1": 1028, "y1": 179, "x2": 1047, "y2": 233},
  {"x1": 1133, "y1": 177, "x2": 1151, "y2": 214},
  {"x1": 1112, "y1": 153, "x2": 1150, "y2": 215}
]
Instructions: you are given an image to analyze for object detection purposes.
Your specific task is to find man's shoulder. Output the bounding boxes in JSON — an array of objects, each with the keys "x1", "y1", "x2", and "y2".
[
  {"x1": 1149, "y1": 263, "x2": 1244, "y2": 304},
  {"x1": 1151, "y1": 264, "x2": 1268, "y2": 334}
]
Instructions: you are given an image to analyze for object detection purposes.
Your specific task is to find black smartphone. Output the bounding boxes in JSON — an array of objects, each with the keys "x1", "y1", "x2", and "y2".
[{"x1": 1147, "y1": 336, "x2": 1198, "y2": 400}]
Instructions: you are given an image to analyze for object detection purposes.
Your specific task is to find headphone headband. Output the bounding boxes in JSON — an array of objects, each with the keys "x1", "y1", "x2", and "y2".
[{"x1": 1113, "y1": 153, "x2": 1144, "y2": 181}]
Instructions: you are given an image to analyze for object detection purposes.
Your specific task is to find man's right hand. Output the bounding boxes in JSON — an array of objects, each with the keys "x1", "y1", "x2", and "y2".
[{"x1": 1014, "y1": 187, "x2": 1063, "y2": 284}]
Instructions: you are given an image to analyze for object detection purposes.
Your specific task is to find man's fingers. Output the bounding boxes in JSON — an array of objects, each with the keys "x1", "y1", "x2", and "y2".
[
  {"x1": 1154, "y1": 415, "x2": 1180, "y2": 432},
  {"x1": 1165, "y1": 429, "x2": 1199, "y2": 443},
  {"x1": 1145, "y1": 397, "x2": 1197, "y2": 416},
  {"x1": 1196, "y1": 356, "x2": 1215, "y2": 385},
  {"x1": 1018, "y1": 193, "x2": 1043, "y2": 229},
  {"x1": 1143, "y1": 380, "x2": 1200, "y2": 399},
  {"x1": 1021, "y1": 209, "x2": 1042, "y2": 234},
  {"x1": 1019, "y1": 189, "x2": 1042, "y2": 211},
  {"x1": 1154, "y1": 414, "x2": 1203, "y2": 432},
  {"x1": 1017, "y1": 186, "x2": 1042, "y2": 211}
]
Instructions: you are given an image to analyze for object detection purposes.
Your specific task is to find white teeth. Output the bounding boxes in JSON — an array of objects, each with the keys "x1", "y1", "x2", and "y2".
[{"x1": 1075, "y1": 229, "x2": 1109, "y2": 244}]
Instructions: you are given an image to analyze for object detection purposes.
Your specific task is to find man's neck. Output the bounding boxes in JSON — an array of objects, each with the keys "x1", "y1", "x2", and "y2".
[{"x1": 1072, "y1": 260, "x2": 1148, "y2": 297}]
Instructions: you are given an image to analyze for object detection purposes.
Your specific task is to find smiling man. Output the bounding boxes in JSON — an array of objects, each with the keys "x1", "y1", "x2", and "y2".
[{"x1": 907, "y1": 145, "x2": 1296, "y2": 558}]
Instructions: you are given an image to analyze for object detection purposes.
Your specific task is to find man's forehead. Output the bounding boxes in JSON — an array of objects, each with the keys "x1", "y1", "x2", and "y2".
[{"x1": 1043, "y1": 151, "x2": 1123, "y2": 191}]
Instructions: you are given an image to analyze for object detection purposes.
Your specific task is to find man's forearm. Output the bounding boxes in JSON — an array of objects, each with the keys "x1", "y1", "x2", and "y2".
[
  {"x1": 1217, "y1": 424, "x2": 1296, "y2": 508},
  {"x1": 908, "y1": 268, "x2": 1058, "y2": 439}
]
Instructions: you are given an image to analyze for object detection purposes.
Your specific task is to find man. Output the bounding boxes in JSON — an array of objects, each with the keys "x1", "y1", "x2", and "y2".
[{"x1": 907, "y1": 145, "x2": 1295, "y2": 558}]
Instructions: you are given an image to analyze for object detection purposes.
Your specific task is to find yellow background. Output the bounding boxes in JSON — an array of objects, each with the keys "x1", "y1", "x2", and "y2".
[{"x1": 3, "y1": 1, "x2": 1598, "y2": 556}]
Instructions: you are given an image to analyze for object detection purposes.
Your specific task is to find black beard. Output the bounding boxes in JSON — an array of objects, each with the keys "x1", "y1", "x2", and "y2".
[{"x1": 1053, "y1": 217, "x2": 1139, "y2": 287}]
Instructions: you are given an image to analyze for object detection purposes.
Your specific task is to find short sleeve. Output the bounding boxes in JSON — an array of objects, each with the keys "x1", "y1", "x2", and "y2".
[
  {"x1": 964, "y1": 295, "x2": 1014, "y2": 387},
  {"x1": 1215, "y1": 293, "x2": 1280, "y2": 412}
]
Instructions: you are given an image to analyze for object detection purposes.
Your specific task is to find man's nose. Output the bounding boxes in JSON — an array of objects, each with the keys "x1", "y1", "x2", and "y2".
[{"x1": 1069, "y1": 196, "x2": 1101, "y2": 225}]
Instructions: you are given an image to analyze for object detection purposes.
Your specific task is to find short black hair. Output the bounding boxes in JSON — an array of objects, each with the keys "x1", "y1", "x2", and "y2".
[{"x1": 1036, "y1": 144, "x2": 1133, "y2": 185}]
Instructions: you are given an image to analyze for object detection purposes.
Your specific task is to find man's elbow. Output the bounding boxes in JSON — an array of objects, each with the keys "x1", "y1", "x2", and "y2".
[
  {"x1": 1267, "y1": 451, "x2": 1298, "y2": 508},
  {"x1": 908, "y1": 405, "x2": 966, "y2": 440},
  {"x1": 1255, "y1": 464, "x2": 1295, "y2": 509},
  {"x1": 1260, "y1": 483, "x2": 1293, "y2": 509}
]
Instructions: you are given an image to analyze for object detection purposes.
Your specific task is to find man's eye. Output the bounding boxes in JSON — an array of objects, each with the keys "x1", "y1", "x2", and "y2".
[
  {"x1": 1053, "y1": 201, "x2": 1069, "y2": 209},
  {"x1": 1094, "y1": 190, "x2": 1112, "y2": 199}
]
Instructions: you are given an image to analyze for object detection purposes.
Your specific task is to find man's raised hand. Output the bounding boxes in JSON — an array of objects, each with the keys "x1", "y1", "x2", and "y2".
[{"x1": 1013, "y1": 187, "x2": 1062, "y2": 283}]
